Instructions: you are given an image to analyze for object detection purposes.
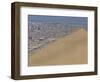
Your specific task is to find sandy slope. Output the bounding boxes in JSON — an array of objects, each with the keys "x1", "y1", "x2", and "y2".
[{"x1": 28, "y1": 28, "x2": 88, "y2": 66}]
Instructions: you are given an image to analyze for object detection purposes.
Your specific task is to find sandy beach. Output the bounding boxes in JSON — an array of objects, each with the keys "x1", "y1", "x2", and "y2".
[{"x1": 28, "y1": 28, "x2": 88, "y2": 66}]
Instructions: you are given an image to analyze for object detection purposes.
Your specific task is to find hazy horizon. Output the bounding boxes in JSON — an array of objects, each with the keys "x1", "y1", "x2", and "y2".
[{"x1": 28, "y1": 15, "x2": 88, "y2": 28}]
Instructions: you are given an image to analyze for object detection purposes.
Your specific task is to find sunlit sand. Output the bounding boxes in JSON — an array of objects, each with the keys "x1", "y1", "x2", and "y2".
[{"x1": 28, "y1": 28, "x2": 88, "y2": 66}]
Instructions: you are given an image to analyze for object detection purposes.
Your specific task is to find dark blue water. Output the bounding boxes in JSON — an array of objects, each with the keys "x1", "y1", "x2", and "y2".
[{"x1": 28, "y1": 15, "x2": 88, "y2": 28}]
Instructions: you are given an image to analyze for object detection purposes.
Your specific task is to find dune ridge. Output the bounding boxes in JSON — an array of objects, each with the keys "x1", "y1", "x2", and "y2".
[{"x1": 28, "y1": 28, "x2": 88, "y2": 66}]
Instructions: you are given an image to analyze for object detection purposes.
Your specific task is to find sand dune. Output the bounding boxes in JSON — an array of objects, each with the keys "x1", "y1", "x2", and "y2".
[{"x1": 28, "y1": 28, "x2": 88, "y2": 66}]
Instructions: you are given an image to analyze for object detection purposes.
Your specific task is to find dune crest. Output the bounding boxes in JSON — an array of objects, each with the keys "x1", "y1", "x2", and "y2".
[{"x1": 28, "y1": 28, "x2": 88, "y2": 66}]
